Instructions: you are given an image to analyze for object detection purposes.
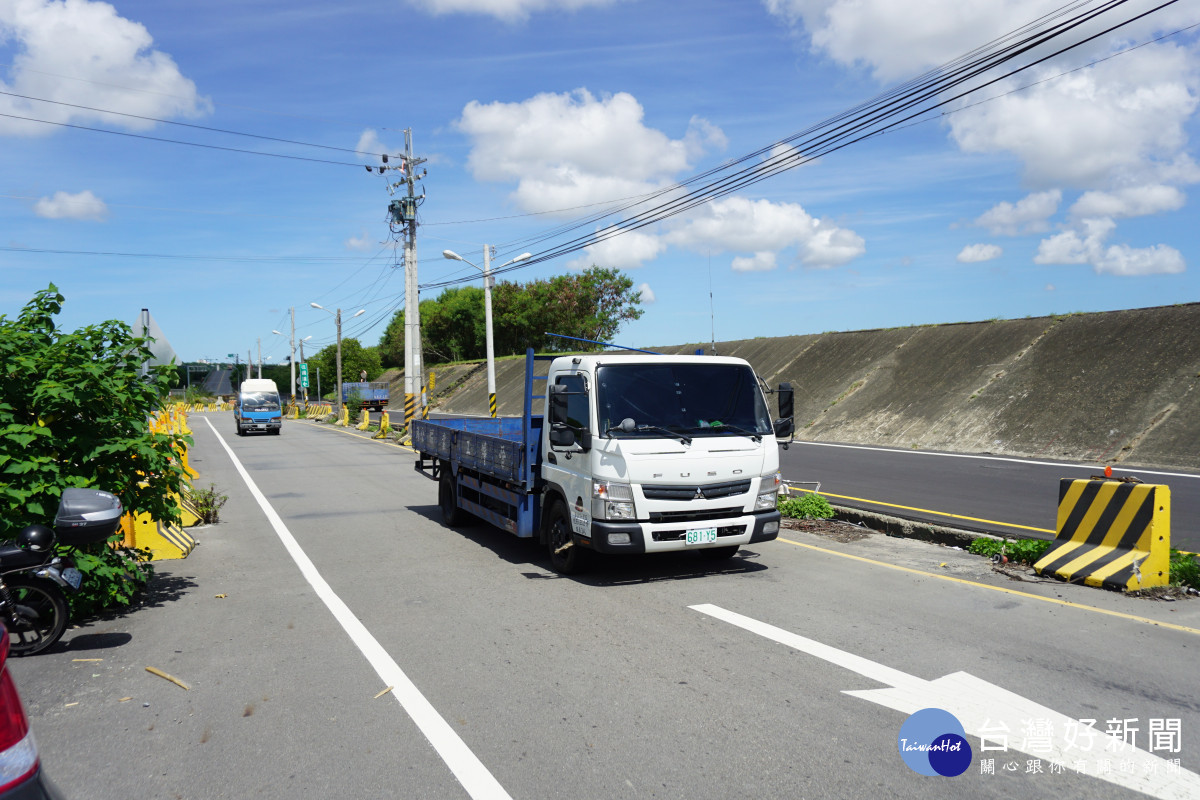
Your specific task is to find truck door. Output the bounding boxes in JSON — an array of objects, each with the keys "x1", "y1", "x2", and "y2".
[{"x1": 544, "y1": 373, "x2": 593, "y2": 539}]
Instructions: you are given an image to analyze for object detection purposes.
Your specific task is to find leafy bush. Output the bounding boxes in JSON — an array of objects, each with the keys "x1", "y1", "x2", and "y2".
[
  {"x1": 1170, "y1": 549, "x2": 1199, "y2": 590},
  {"x1": 191, "y1": 485, "x2": 228, "y2": 524},
  {"x1": 968, "y1": 537, "x2": 1052, "y2": 564},
  {"x1": 778, "y1": 493, "x2": 835, "y2": 520},
  {"x1": 1, "y1": 285, "x2": 189, "y2": 616},
  {"x1": 64, "y1": 535, "x2": 154, "y2": 618}
]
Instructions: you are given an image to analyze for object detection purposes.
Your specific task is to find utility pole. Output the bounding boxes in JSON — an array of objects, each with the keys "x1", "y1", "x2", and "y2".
[
  {"x1": 381, "y1": 129, "x2": 427, "y2": 426},
  {"x1": 289, "y1": 307, "x2": 296, "y2": 403},
  {"x1": 335, "y1": 308, "x2": 344, "y2": 415}
]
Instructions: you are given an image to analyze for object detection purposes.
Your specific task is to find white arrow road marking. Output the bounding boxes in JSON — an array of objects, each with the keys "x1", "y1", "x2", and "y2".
[{"x1": 690, "y1": 603, "x2": 1200, "y2": 800}]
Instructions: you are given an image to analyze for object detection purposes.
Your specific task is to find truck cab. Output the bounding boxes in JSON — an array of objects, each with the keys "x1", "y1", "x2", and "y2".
[
  {"x1": 541, "y1": 353, "x2": 792, "y2": 573},
  {"x1": 234, "y1": 378, "x2": 283, "y2": 436}
]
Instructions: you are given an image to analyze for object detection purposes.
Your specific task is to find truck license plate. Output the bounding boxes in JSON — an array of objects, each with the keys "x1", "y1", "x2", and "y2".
[{"x1": 685, "y1": 528, "x2": 718, "y2": 545}]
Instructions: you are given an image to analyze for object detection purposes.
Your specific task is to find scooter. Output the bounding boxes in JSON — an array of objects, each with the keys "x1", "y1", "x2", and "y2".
[{"x1": 1, "y1": 489, "x2": 122, "y2": 656}]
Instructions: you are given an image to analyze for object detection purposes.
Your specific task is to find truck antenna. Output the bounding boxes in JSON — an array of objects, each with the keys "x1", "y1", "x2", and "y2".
[
  {"x1": 543, "y1": 333, "x2": 660, "y2": 355},
  {"x1": 708, "y1": 252, "x2": 718, "y2": 356}
]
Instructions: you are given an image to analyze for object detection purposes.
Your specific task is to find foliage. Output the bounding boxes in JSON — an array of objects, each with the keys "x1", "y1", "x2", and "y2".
[
  {"x1": 492, "y1": 266, "x2": 644, "y2": 354},
  {"x1": 191, "y1": 484, "x2": 228, "y2": 525},
  {"x1": 1170, "y1": 549, "x2": 1200, "y2": 590},
  {"x1": 967, "y1": 537, "x2": 1053, "y2": 564},
  {"x1": 64, "y1": 535, "x2": 154, "y2": 618},
  {"x1": 379, "y1": 266, "x2": 644, "y2": 365},
  {"x1": 0, "y1": 285, "x2": 192, "y2": 538},
  {"x1": 778, "y1": 493, "x2": 835, "y2": 520},
  {"x1": 310, "y1": 338, "x2": 382, "y2": 387}
]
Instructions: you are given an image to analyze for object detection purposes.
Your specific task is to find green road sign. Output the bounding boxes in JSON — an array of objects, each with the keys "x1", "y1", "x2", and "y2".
[{"x1": 299, "y1": 363, "x2": 309, "y2": 388}]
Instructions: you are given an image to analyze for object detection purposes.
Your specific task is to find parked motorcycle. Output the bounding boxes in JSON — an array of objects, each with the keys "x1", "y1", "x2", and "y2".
[{"x1": 1, "y1": 489, "x2": 122, "y2": 656}]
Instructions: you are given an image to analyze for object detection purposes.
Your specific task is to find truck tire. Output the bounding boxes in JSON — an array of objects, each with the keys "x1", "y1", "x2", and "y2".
[
  {"x1": 699, "y1": 545, "x2": 739, "y2": 560},
  {"x1": 545, "y1": 502, "x2": 588, "y2": 575},
  {"x1": 439, "y1": 469, "x2": 465, "y2": 527}
]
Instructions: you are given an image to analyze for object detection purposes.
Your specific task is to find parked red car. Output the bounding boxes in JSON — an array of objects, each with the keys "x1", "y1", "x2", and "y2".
[{"x1": 0, "y1": 627, "x2": 61, "y2": 799}]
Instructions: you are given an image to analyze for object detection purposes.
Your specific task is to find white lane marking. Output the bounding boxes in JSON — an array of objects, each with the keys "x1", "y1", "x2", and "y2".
[
  {"x1": 794, "y1": 440, "x2": 1200, "y2": 481},
  {"x1": 204, "y1": 417, "x2": 512, "y2": 800},
  {"x1": 691, "y1": 603, "x2": 1200, "y2": 800}
]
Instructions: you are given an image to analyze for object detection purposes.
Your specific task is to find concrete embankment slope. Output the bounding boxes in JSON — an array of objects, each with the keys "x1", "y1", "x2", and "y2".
[{"x1": 427, "y1": 303, "x2": 1200, "y2": 471}]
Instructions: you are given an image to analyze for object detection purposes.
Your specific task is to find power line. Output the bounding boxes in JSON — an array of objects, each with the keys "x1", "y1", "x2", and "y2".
[
  {"x1": 419, "y1": 0, "x2": 1182, "y2": 290},
  {"x1": 0, "y1": 110, "x2": 369, "y2": 167},
  {"x1": 0, "y1": 88, "x2": 390, "y2": 158}
]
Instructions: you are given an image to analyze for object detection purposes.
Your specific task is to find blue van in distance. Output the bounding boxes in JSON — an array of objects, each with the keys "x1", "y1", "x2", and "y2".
[{"x1": 235, "y1": 378, "x2": 282, "y2": 436}]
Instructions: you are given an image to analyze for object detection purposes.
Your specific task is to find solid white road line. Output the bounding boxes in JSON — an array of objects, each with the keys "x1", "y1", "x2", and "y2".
[
  {"x1": 794, "y1": 440, "x2": 1200, "y2": 481},
  {"x1": 205, "y1": 417, "x2": 513, "y2": 800}
]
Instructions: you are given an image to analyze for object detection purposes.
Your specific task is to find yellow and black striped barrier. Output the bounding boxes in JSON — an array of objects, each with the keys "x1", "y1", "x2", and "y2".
[
  {"x1": 488, "y1": 392, "x2": 497, "y2": 418},
  {"x1": 405, "y1": 393, "x2": 415, "y2": 425},
  {"x1": 1034, "y1": 478, "x2": 1170, "y2": 591}
]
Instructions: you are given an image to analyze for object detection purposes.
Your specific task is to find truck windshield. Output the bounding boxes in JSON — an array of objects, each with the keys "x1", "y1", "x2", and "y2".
[
  {"x1": 241, "y1": 392, "x2": 280, "y2": 411},
  {"x1": 596, "y1": 362, "x2": 771, "y2": 440}
]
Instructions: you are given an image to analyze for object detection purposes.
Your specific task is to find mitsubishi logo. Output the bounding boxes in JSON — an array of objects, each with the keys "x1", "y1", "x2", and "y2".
[{"x1": 693, "y1": 488, "x2": 705, "y2": 500}]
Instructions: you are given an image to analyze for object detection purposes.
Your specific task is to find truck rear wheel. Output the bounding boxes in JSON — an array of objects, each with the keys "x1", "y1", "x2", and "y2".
[
  {"x1": 545, "y1": 502, "x2": 588, "y2": 575},
  {"x1": 439, "y1": 469, "x2": 465, "y2": 527}
]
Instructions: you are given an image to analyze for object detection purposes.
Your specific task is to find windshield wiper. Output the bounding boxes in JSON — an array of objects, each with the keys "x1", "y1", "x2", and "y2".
[
  {"x1": 702, "y1": 422, "x2": 762, "y2": 443},
  {"x1": 606, "y1": 418, "x2": 691, "y2": 445}
]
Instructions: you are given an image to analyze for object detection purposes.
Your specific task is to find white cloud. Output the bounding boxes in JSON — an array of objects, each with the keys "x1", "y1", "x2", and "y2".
[
  {"x1": 732, "y1": 252, "x2": 778, "y2": 272},
  {"x1": 764, "y1": 0, "x2": 1063, "y2": 82},
  {"x1": 408, "y1": 0, "x2": 619, "y2": 22},
  {"x1": 565, "y1": 226, "x2": 666, "y2": 271},
  {"x1": 1069, "y1": 184, "x2": 1187, "y2": 220},
  {"x1": 456, "y1": 89, "x2": 724, "y2": 214},
  {"x1": 0, "y1": 0, "x2": 209, "y2": 137},
  {"x1": 666, "y1": 196, "x2": 864, "y2": 270},
  {"x1": 1035, "y1": 217, "x2": 1185, "y2": 276},
  {"x1": 948, "y1": 44, "x2": 1199, "y2": 190},
  {"x1": 355, "y1": 129, "x2": 399, "y2": 164},
  {"x1": 974, "y1": 190, "x2": 1061, "y2": 236},
  {"x1": 637, "y1": 283, "x2": 655, "y2": 304},
  {"x1": 1045, "y1": 284, "x2": 1055, "y2": 291},
  {"x1": 956, "y1": 243, "x2": 1002, "y2": 263},
  {"x1": 344, "y1": 231, "x2": 374, "y2": 251},
  {"x1": 33, "y1": 190, "x2": 106, "y2": 220}
]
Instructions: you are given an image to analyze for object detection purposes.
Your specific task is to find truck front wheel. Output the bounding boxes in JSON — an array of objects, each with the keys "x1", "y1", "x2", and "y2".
[
  {"x1": 439, "y1": 469, "x2": 465, "y2": 527},
  {"x1": 545, "y1": 502, "x2": 588, "y2": 575}
]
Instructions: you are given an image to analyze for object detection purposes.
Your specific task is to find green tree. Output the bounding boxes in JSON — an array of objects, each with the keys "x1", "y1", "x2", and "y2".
[
  {"x1": 379, "y1": 309, "x2": 406, "y2": 368},
  {"x1": 493, "y1": 266, "x2": 643, "y2": 353},
  {"x1": 311, "y1": 338, "x2": 382, "y2": 397},
  {"x1": 381, "y1": 266, "x2": 645, "y2": 365},
  {"x1": 0, "y1": 285, "x2": 192, "y2": 535},
  {"x1": 423, "y1": 286, "x2": 486, "y2": 362}
]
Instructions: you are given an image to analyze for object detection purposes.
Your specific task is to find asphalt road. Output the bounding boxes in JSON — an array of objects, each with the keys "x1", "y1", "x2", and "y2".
[
  {"x1": 10, "y1": 415, "x2": 1200, "y2": 799},
  {"x1": 779, "y1": 441, "x2": 1200, "y2": 552}
]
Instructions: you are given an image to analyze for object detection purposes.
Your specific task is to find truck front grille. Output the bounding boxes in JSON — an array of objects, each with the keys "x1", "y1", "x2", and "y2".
[
  {"x1": 642, "y1": 480, "x2": 751, "y2": 501},
  {"x1": 649, "y1": 507, "x2": 742, "y2": 524}
]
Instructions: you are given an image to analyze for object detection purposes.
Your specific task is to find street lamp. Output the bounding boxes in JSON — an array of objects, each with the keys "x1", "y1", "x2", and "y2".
[
  {"x1": 310, "y1": 303, "x2": 365, "y2": 414},
  {"x1": 271, "y1": 327, "x2": 294, "y2": 403},
  {"x1": 443, "y1": 247, "x2": 531, "y2": 417}
]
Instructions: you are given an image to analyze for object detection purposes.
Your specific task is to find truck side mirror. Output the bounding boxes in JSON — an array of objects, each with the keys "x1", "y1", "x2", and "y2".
[{"x1": 775, "y1": 382, "x2": 795, "y2": 439}]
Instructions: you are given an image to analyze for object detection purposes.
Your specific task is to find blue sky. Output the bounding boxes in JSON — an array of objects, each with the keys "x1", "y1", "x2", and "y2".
[{"x1": 2, "y1": 0, "x2": 1197, "y2": 364}]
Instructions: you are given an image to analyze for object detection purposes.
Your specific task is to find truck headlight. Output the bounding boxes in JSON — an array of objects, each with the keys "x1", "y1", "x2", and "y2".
[
  {"x1": 592, "y1": 480, "x2": 635, "y2": 521},
  {"x1": 755, "y1": 471, "x2": 781, "y2": 510}
]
